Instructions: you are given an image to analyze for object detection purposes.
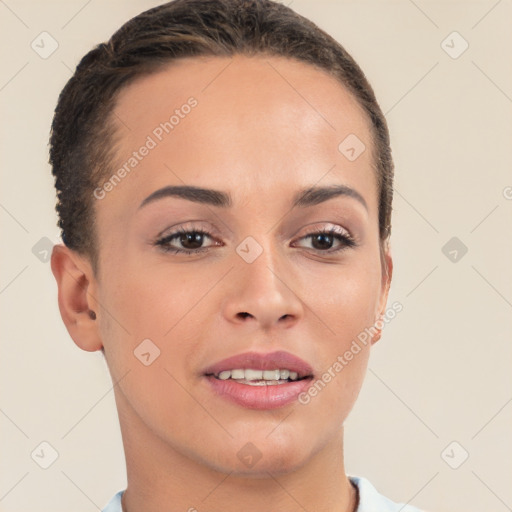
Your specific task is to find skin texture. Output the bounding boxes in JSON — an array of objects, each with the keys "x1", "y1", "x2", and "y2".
[{"x1": 51, "y1": 55, "x2": 393, "y2": 512}]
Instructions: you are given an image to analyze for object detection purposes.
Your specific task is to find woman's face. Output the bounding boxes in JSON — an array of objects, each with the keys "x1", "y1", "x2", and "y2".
[{"x1": 90, "y1": 55, "x2": 391, "y2": 474}]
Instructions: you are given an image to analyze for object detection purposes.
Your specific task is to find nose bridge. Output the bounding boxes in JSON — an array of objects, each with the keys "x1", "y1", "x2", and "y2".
[
  {"x1": 225, "y1": 234, "x2": 303, "y2": 328},
  {"x1": 242, "y1": 237, "x2": 283, "y2": 297}
]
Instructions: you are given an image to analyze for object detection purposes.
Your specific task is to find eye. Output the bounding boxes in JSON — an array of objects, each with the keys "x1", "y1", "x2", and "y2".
[
  {"x1": 155, "y1": 227, "x2": 218, "y2": 255},
  {"x1": 154, "y1": 225, "x2": 356, "y2": 256},
  {"x1": 294, "y1": 226, "x2": 356, "y2": 253}
]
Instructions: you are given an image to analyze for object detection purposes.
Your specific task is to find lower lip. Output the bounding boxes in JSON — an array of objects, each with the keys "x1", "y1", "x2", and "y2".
[{"x1": 204, "y1": 376, "x2": 312, "y2": 410}]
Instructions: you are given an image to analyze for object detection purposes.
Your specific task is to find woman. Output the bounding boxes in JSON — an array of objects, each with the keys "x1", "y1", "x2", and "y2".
[{"x1": 49, "y1": 0, "x2": 424, "y2": 510}]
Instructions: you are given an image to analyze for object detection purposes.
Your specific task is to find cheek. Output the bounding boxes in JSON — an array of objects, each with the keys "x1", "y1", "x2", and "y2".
[
  {"x1": 310, "y1": 259, "x2": 381, "y2": 337},
  {"x1": 300, "y1": 259, "x2": 380, "y2": 402},
  {"x1": 96, "y1": 263, "x2": 208, "y2": 395},
  {"x1": 100, "y1": 262, "x2": 199, "y2": 336},
  {"x1": 97, "y1": 269, "x2": 200, "y2": 431}
]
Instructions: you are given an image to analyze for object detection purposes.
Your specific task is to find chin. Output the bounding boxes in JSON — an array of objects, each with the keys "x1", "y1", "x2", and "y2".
[{"x1": 207, "y1": 436, "x2": 315, "y2": 478}]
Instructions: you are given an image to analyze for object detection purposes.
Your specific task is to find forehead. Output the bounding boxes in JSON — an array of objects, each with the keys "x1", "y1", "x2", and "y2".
[{"x1": 104, "y1": 54, "x2": 376, "y2": 213}]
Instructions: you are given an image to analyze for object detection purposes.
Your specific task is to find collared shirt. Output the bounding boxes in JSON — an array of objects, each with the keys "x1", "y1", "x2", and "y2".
[{"x1": 101, "y1": 475, "x2": 424, "y2": 512}]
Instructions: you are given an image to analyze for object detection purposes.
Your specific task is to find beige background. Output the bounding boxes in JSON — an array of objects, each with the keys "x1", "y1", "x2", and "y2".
[{"x1": 1, "y1": 1, "x2": 511, "y2": 511}]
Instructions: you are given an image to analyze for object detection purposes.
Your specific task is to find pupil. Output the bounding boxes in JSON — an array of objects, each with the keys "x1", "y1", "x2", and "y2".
[
  {"x1": 313, "y1": 233, "x2": 333, "y2": 250},
  {"x1": 180, "y1": 232, "x2": 203, "y2": 249}
]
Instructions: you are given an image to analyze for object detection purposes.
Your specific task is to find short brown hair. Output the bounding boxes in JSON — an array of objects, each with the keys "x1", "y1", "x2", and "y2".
[{"x1": 49, "y1": 0, "x2": 393, "y2": 272}]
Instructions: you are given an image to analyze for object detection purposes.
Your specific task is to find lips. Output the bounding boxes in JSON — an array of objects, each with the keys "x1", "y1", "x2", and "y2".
[
  {"x1": 202, "y1": 350, "x2": 314, "y2": 410},
  {"x1": 202, "y1": 350, "x2": 314, "y2": 379}
]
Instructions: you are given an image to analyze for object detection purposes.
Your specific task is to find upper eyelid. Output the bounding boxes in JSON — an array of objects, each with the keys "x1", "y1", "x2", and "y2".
[
  {"x1": 156, "y1": 221, "x2": 221, "y2": 240},
  {"x1": 290, "y1": 223, "x2": 356, "y2": 246},
  {"x1": 157, "y1": 223, "x2": 352, "y2": 238},
  {"x1": 300, "y1": 223, "x2": 352, "y2": 236}
]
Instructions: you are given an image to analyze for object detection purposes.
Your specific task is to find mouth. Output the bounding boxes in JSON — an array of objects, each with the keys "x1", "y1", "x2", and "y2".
[
  {"x1": 202, "y1": 350, "x2": 314, "y2": 409},
  {"x1": 206, "y1": 368, "x2": 309, "y2": 385}
]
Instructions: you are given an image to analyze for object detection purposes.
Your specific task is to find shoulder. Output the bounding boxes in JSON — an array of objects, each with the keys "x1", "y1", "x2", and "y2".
[
  {"x1": 101, "y1": 489, "x2": 124, "y2": 512},
  {"x1": 349, "y1": 475, "x2": 425, "y2": 512}
]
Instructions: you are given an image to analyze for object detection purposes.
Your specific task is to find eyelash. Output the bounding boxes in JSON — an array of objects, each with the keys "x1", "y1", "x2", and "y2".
[{"x1": 154, "y1": 225, "x2": 357, "y2": 256}]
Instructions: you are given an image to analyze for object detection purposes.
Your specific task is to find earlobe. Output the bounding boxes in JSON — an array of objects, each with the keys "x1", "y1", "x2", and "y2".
[
  {"x1": 371, "y1": 329, "x2": 382, "y2": 345},
  {"x1": 50, "y1": 244, "x2": 103, "y2": 352}
]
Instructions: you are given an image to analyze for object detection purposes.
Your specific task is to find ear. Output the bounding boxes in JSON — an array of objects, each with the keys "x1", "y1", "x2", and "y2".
[
  {"x1": 50, "y1": 244, "x2": 103, "y2": 352},
  {"x1": 371, "y1": 242, "x2": 393, "y2": 346}
]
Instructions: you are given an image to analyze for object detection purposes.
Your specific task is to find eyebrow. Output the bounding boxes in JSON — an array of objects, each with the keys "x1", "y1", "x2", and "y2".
[
  {"x1": 139, "y1": 185, "x2": 231, "y2": 209},
  {"x1": 292, "y1": 184, "x2": 367, "y2": 210},
  {"x1": 138, "y1": 184, "x2": 367, "y2": 211}
]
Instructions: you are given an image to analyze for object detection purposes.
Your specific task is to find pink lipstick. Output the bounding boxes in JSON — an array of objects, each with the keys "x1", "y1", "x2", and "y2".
[{"x1": 203, "y1": 350, "x2": 314, "y2": 410}]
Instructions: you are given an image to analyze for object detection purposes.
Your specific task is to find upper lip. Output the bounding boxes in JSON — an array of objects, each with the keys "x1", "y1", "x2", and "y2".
[{"x1": 203, "y1": 350, "x2": 314, "y2": 379}]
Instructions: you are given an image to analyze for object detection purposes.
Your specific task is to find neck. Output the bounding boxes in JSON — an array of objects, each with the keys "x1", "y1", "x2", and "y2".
[{"x1": 116, "y1": 392, "x2": 358, "y2": 512}]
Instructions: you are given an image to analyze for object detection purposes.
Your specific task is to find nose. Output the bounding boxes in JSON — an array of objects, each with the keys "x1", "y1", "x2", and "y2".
[{"x1": 221, "y1": 242, "x2": 304, "y2": 330}]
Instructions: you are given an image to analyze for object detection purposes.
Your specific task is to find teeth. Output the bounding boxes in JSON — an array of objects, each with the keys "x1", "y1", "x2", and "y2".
[
  {"x1": 245, "y1": 369, "x2": 263, "y2": 380},
  {"x1": 214, "y1": 368, "x2": 302, "y2": 382},
  {"x1": 263, "y1": 369, "x2": 281, "y2": 380},
  {"x1": 231, "y1": 369, "x2": 245, "y2": 379}
]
